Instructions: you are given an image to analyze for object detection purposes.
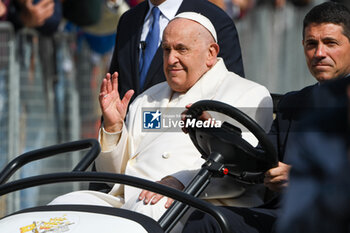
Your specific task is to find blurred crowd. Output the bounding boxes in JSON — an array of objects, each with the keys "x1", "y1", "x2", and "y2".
[
  {"x1": 0, "y1": 0, "x2": 131, "y2": 60},
  {"x1": 2, "y1": 0, "x2": 349, "y2": 36},
  {"x1": 0, "y1": 0, "x2": 129, "y2": 33},
  {"x1": 0, "y1": 0, "x2": 313, "y2": 28},
  {"x1": 209, "y1": 0, "x2": 313, "y2": 19},
  {"x1": 210, "y1": 0, "x2": 350, "y2": 20},
  {"x1": 1, "y1": 0, "x2": 348, "y2": 55}
]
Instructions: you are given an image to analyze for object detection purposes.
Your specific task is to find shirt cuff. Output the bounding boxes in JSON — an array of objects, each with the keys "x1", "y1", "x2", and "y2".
[{"x1": 99, "y1": 125, "x2": 122, "y2": 152}]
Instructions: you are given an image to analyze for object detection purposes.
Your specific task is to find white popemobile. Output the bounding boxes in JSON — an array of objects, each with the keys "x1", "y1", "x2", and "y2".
[{"x1": 0, "y1": 100, "x2": 278, "y2": 233}]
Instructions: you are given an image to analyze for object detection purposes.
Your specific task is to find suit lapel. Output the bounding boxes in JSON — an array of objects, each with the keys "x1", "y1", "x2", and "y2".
[
  {"x1": 143, "y1": 47, "x2": 163, "y2": 89},
  {"x1": 280, "y1": 84, "x2": 318, "y2": 159}
]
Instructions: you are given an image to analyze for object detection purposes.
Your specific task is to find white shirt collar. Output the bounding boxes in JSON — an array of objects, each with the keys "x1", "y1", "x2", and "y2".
[
  {"x1": 146, "y1": 0, "x2": 183, "y2": 21},
  {"x1": 141, "y1": 0, "x2": 183, "y2": 43}
]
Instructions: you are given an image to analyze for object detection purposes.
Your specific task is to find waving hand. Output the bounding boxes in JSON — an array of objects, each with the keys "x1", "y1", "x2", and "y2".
[{"x1": 99, "y1": 72, "x2": 134, "y2": 133}]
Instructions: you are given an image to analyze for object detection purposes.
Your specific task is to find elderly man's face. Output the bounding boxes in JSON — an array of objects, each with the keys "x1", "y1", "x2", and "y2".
[
  {"x1": 162, "y1": 19, "x2": 216, "y2": 93},
  {"x1": 303, "y1": 23, "x2": 350, "y2": 82}
]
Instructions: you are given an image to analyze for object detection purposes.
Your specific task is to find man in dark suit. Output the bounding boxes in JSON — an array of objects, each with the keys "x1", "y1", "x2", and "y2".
[
  {"x1": 182, "y1": 2, "x2": 350, "y2": 233},
  {"x1": 277, "y1": 76, "x2": 350, "y2": 233},
  {"x1": 109, "y1": 0, "x2": 245, "y2": 101}
]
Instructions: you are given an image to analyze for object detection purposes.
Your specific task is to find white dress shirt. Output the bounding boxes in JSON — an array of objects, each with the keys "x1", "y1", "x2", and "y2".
[{"x1": 140, "y1": 0, "x2": 183, "y2": 47}]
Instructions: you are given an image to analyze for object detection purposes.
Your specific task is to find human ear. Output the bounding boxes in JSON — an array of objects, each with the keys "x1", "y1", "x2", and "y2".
[{"x1": 206, "y1": 43, "x2": 220, "y2": 67}]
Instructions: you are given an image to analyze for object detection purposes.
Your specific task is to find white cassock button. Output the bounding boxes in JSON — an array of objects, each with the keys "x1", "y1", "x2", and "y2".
[{"x1": 162, "y1": 152, "x2": 170, "y2": 159}]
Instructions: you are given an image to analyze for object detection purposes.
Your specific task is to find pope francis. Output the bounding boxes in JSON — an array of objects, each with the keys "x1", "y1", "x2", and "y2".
[{"x1": 49, "y1": 12, "x2": 273, "y2": 223}]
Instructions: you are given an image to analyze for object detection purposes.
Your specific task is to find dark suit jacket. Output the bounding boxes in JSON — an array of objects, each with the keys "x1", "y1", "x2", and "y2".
[
  {"x1": 263, "y1": 81, "x2": 343, "y2": 206},
  {"x1": 277, "y1": 76, "x2": 350, "y2": 233},
  {"x1": 109, "y1": 0, "x2": 245, "y2": 100},
  {"x1": 256, "y1": 84, "x2": 318, "y2": 210},
  {"x1": 269, "y1": 84, "x2": 318, "y2": 162}
]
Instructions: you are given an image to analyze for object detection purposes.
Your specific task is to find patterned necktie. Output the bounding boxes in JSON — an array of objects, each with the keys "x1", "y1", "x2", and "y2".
[{"x1": 139, "y1": 7, "x2": 161, "y2": 90}]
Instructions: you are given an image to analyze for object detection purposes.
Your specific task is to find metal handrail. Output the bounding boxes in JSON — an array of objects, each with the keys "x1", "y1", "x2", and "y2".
[{"x1": 0, "y1": 172, "x2": 231, "y2": 233}]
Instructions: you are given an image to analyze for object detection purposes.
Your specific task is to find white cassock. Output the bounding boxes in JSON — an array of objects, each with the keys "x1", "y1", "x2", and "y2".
[{"x1": 49, "y1": 58, "x2": 273, "y2": 221}]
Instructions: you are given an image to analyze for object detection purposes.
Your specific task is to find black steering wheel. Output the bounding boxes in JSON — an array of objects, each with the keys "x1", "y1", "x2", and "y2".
[{"x1": 186, "y1": 100, "x2": 278, "y2": 184}]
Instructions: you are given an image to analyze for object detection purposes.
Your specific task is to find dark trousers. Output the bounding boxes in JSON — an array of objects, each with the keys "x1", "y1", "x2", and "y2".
[{"x1": 182, "y1": 202, "x2": 280, "y2": 233}]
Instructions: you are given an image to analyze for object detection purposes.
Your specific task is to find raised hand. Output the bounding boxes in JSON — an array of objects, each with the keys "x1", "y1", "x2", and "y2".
[{"x1": 99, "y1": 72, "x2": 134, "y2": 133}]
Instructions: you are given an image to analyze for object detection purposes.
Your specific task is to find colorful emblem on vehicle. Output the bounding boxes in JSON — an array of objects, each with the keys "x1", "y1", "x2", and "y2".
[{"x1": 20, "y1": 214, "x2": 74, "y2": 233}]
